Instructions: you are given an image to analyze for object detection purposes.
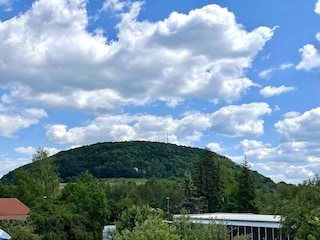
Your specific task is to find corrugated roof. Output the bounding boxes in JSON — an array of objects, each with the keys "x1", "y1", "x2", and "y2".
[
  {"x1": 0, "y1": 198, "x2": 30, "y2": 215},
  {"x1": 173, "y1": 213, "x2": 282, "y2": 228},
  {"x1": 179, "y1": 213, "x2": 281, "y2": 222}
]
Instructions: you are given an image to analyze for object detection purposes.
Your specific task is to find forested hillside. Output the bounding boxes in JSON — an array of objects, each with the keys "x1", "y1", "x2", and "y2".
[{"x1": 1, "y1": 141, "x2": 276, "y2": 193}]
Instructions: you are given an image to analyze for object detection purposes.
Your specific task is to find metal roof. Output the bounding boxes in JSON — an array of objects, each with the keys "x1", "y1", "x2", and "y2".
[{"x1": 173, "y1": 213, "x2": 282, "y2": 228}]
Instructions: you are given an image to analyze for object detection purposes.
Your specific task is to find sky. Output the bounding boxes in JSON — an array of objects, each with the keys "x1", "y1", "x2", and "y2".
[{"x1": 1, "y1": 0, "x2": 320, "y2": 184}]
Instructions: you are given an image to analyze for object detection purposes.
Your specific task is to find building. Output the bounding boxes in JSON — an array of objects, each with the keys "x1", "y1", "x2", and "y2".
[
  {"x1": 0, "y1": 198, "x2": 30, "y2": 220},
  {"x1": 173, "y1": 213, "x2": 290, "y2": 240},
  {"x1": 103, "y1": 225, "x2": 116, "y2": 240}
]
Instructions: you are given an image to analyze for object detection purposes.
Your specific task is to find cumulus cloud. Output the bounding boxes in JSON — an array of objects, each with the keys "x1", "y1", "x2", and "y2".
[
  {"x1": 210, "y1": 102, "x2": 272, "y2": 137},
  {"x1": 46, "y1": 112, "x2": 211, "y2": 146},
  {"x1": 0, "y1": 105, "x2": 47, "y2": 137},
  {"x1": 260, "y1": 85, "x2": 296, "y2": 97},
  {"x1": 296, "y1": 43, "x2": 320, "y2": 71},
  {"x1": 232, "y1": 107, "x2": 320, "y2": 183},
  {"x1": 256, "y1": 161, "x2": 315, "y2": 184},
  {"x1": 234, "y1": 140, "x2": 319, "y2": 184},
  {"x1": 0, "y1": 0, "x2": 274, "y2": 112},
  {"x1": 275, "y1": 107, "x2": 320, "y2": 143}
]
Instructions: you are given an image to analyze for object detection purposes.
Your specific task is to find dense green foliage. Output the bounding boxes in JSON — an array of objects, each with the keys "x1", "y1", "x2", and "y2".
[
  {"x1": 2, "y1": 141, "x2": 276, "y2": 191},
  {"x1": 115, "y1": 204, "x2": 165, "y2": 234},
  {"x1": 234, "y1": 159, "x2": 258, "y2": 213},
  {"x1": 31, "y1": 148, "x2": 60, "y2": 199},
  {"x1": 115, "y1": 208, "x2": 230, "y2": 240},
  {"x1": 29, "y1": 172, "x2": 110, "y2": 240},
  {"x1": 275, "y1": 176, "x2": 320, "y2": 239},
  {"x1": 116, "y1": 215, "x2": 180, "y2": 240},
  {"x1": 193, "y1": 148, "x2": 224, "y2": 212},
  {"x1": 177, "y1": 173, "x2": 207, "y2": 213},
  {"x1": 0, "y1": 220, "x2": 40, "y2": 240},
  {"x1": 54, "y1": 141, "x2": 205, "y2": 181},
  {"x1": 174, "y1": 215, "x2": 229, "y2": 240}
]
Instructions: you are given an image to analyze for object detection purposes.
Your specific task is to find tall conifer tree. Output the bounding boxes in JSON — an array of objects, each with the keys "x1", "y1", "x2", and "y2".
[
  {"x1": 193, "y1": 148, "x2": 224, "y2": 212},
  {"x1": 235, "y1": 157, "x2": 258, "y2": 213}
]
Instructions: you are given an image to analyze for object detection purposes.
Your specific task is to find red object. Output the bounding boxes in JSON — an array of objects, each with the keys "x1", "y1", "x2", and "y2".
[{"x1": 0, "y1": 198, "x2": 30, "y2": 220}]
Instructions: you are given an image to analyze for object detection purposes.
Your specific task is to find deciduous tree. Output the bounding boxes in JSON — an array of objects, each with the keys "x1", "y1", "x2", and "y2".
[
  {"x1": 31, "y1": 148, "x2": 60, "y2": 199},
  {"x1": 278, "y1": 176, "x2": 320, "y2": 239},
  {"x1": 115, "y1": 215, "x2": 180, "y2": 240},
  {"x1": 59, "y1": 171, "x2": 110, "y2": 240}
]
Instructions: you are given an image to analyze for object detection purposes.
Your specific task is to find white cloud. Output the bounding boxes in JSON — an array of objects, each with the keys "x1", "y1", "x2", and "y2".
[
  {"x1": 283, "y1": 111, "x2": 300, "y2": 118},
  {"x1": 260, "y1": 85, "x2": 296, "y2": 97},
  {"x1": 102, "y1": 0, "x2": 128, "y2": 12},
  {"x1": 256, "y1": 162, "x2": 315, "y2": 184},
  {"x1": 46, "y1": 112, "x2": 211, "y2": 146},
  {"x1": 315, "y1": 0, "x2": 320, "y2": 14},
  {"x1": 296, "y1": 44, "x2": 320, "y2": 70},
  {"x1": 0, "y1": 106, "x2": 47, "y2": 137},
  {"x1": 259, "y1": 62, "x2": 293, "y2": 79},
  {"x1": 258, "y1": 68, "x2": 274, "y2": 79},
  {"x1": 14, "y1": 146, "x2": 36, "y2": 156},
  {"x1": 280, "y1": 62, "x2": 294, "y2": 70},
  {"x1": 239, "y1": 139, "x2": 270, "y2": 150},
  {"x1": 0, "y1": 157, "x2": 30, "y2": 178},
  {"x1": 206, "y1": 142, "x2": 225, "y2": 153},
  {"x1": 210, "y1": 102, "x2": 272, "y2": 137},
  {"x1": 275, "y1": 107, "x2": 320, "y2": 143},
  {"x1": 0, "y1": 1, "x2": 274, "y2": 112},
  {"x1": 232, "y1": 107, "x2": 320, "y2": 183}
]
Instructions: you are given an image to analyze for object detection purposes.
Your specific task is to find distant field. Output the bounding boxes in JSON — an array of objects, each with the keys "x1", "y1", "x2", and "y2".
[
  {"x1": 102, "y1": 178, "x2": 148, "y2": 185},
  {"x1": 59, "y1": 178, "x2": 148, "y2": 189}
]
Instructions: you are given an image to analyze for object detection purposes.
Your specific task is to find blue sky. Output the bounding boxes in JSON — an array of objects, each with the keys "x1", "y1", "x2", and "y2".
[{"x1": 1, "y1": 0, "x2": 320, "y2": 184}]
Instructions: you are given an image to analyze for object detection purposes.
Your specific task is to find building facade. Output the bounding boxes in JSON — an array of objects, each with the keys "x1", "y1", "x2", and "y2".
[{"x1": 173, "y1": 213, "x2": 290, "y2": 240}]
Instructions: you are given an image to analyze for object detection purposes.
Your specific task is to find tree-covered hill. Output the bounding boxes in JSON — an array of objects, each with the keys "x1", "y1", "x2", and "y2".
[{"x1": 1, "y1": 141, "x2": 276, "y2": 193}]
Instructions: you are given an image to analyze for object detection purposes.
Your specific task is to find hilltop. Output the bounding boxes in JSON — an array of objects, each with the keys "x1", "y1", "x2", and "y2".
[{"x1": 1, "y1": 141, "x2": 276, "y2": 194}]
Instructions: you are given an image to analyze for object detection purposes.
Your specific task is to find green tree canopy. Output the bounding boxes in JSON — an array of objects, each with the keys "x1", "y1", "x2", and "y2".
[
  {"x1": 12, "y1": 169, "x2": 42, "y2": 208},
  {"x1": 59, "y1": 171, "x2": 110, "y2": 240},
  {"x1": 115, "y1": 204, "x2": 165, "y2": 234},
  {"x1": 30, "y1": 200, "x2": 92, "y2": 240},
  {"x1": 278, "y1": 176, "x2": 320, "y2": 239},
  {"x1": 115, "y1": 215, "x2": 180, "y2": 240},
  {"x1": 0, "y1": 219, "x2": 41, "y2": 240},
  {"x1": 31, "y1": 148, "x2": 60, "y2": 199},
  {"x1": 174, "y1": 215, "x2": 229, "y2": 240}
]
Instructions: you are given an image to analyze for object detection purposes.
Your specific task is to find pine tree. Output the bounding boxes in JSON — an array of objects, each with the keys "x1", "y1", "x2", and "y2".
[
  {"x1": 177, "y1": 172, "x2": 207, "y2": 213},
  {"x1": 193, "y1": 148, "x2": 224, "y2": 212},
  {"x1": 235, "y1": 157, "x2": 258, "y2": 213}
]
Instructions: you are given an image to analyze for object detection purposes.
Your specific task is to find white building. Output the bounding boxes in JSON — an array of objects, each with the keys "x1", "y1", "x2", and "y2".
[{"x1": 173, "y1": 213, "x2": 290, "y2": 240}]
